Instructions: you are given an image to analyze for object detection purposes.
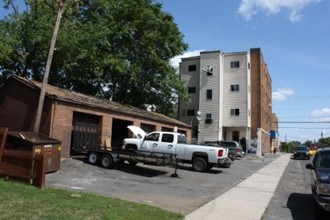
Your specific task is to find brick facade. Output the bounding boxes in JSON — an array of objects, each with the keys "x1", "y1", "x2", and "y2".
[
  {"x1": 0, "y1": 77, "x2": 192, "y2": 158},
  {"x1": 250, "y1": 48, "x2": 273, "y2": 154}
]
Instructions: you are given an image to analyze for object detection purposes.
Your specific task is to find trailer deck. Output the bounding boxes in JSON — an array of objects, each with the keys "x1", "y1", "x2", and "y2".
[{"x1": 87, "y1": 148, "x2": 179, "y2": 177}]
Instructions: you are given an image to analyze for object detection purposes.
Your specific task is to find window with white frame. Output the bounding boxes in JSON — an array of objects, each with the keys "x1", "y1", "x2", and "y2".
[
  {"x1": 230, "y1": 108, "x2": 240, "y2": 116},
  {"x1": 231, "y1": 84, "x2": 239, "y2": 92},
  {"x1": 187, "y1": 109, "x2": 195, "y2": 116},
  {"x1": 231, "y1": 61, "x2": 240, "y2": 68},
  {"x1": 206, "y1": 89, "x2": 212, "y2": 99},
  {"x1": 205, "y1": 113, "x2": 213, "y2": 124},
  {"x1": 188, "y1": 65, "x2": 196, "y2": 71},
  {"x1": 188, "y1": 87, "x2": 196, "y2": 93}
]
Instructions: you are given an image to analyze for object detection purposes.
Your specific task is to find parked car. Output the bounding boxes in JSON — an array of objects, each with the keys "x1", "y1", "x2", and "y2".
[
  {"x1": 205, "y1": 142, "x2": 236, "y2": 162},
  {"x1": 306, "y1": 148, "x2": 330, "y2": 219},
  {"x1": 293, "y1": 145, "x2": 310, "y2": 160},
  {"x1": 309, "y1": 146, "x2": 317, "y2": 156},
  {"x1": 205, "y1": 140, "x2": 244, "y2": 159}
]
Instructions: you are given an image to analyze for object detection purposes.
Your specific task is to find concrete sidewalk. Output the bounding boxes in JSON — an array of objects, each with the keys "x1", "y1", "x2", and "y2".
[{"x1": 185, "y1": 153, "x2": 291, "y2": 220}]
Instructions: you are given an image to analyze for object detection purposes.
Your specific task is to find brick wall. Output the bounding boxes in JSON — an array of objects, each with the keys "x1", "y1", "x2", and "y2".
[
  {"x1": 1, "y1": 79, "x2": 192, "y2": 159},
  {"x1": 250, "y1": 48, "x2": 272, "y2": 154},
  {"x1": 49, "y1": 101, "x2": 192, "y2": 158}
]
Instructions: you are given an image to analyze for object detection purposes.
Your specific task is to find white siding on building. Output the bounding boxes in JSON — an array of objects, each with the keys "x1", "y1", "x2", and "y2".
[
  {"x1": 199, "y1": 51, "x2": 222, "y2": 141},
  {"x1": 179, "y1": 57, "x2": 200, "y2": 126},
  {"x1": 222, "y1": 53, "x2": 249, "y2": 127},
  {"x1": 178, "y1": 50, "x2": 251, "y2": 143}
]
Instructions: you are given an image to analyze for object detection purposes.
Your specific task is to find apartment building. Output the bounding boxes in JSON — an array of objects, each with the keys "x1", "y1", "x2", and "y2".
[
  {"x1": 250, "y1": 48, "x2": 273, "y2": 154},
  {"x1": 178, "y1": 48, "x2": 275, "y2": 154},
  {"x1": 178, "y1": 50, "x2": 251, "y2": 150}
]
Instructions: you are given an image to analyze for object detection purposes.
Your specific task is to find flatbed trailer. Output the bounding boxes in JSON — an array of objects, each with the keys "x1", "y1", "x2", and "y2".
[{"x1": 87, "y1": 148, "x2": 179, "y2": 177}]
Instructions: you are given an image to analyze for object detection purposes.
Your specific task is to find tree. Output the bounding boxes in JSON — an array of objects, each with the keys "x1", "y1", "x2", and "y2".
[
  {"x1": 319, "y1": 137, "x2": 330, "y2": 147},
  {"x1": 303, "y1": 140, "x2": 313, "y2": 148},
  {"x1": 0, "y1": 0, "x2": 189, "y2": 116}
]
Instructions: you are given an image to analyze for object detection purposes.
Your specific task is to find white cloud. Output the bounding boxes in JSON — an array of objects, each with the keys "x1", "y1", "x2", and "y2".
[
  {"x1": 237, "y1": 0, "x2": 322, "y2": 22},
  {"x1": 310, "y1": 108, "x2": 330, "y2": 121},
  {"x1": 272, "y1": 88, "x2": 294, "y2": 101},
  {"x1": 170, "y1": 50, "x2": 203, "y2": 69}
]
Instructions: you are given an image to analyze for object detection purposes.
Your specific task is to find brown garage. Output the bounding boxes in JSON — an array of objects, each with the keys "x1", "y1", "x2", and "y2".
[{"x1": 0, "y1": 76, "x2": 192, "y2": 158}]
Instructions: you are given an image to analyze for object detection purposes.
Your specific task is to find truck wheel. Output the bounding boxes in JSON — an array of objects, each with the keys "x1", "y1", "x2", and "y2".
[
  {"x1": 101, "y1": 154, "x2": 115, "y2": 169},
  {"x1": 88, "y1": 152, "x2": 98, "y2": 165},
  {"x1": 192, "y1": 157, "x2": 207, "y2": 172}
]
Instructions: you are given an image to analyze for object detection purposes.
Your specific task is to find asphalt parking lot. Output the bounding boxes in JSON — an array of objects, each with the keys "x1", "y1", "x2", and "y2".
[{"x1": 46, "y1": 154, "x2": 279, "y2": 215}]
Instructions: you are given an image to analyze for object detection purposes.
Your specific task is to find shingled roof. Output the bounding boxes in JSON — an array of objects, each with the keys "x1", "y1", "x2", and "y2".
[{"x1": 8, "y1": 76, "x2": 191, "y2": 128}]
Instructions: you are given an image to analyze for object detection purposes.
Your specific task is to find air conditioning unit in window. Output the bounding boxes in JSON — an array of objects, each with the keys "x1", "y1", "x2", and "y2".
[{"x1": 203, "y1": 66, "x2": 213, "y2": 75}]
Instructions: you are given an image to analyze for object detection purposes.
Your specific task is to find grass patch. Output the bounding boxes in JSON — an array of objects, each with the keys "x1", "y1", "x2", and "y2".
[{"x1": 0, "y1": 179, "x2": 183, "y2": 220}]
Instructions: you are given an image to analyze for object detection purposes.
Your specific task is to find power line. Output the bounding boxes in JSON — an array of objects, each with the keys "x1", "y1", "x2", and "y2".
[
  {"x1": 279, "y1": 127, "x2": 330, "y2": 129},
  {"x1": 277, "y1": 121, "x2": 330, "y2": 123}
]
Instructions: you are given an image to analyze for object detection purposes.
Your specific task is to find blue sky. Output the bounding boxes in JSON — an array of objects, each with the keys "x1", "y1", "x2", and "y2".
[
  {"x1": 1, "y1": 0, "x2": 330, "y2": 143},
  {"x1": 156, "y1": 0, "x2": 330, "y2": 143}
]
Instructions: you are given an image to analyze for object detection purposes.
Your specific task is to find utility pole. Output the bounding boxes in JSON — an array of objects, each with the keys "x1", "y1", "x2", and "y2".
[{"x1": 34, "y1": 1, "x2": 66, "y2": 133}]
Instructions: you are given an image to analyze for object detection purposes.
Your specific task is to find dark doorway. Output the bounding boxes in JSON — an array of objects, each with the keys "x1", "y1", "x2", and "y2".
[
  {"x1": 111, "y1": 119, "x2": 132, "y2": 148},
  {"x1": 71, "y1": 112, "x2": 101, "y2": 155},
  {"x1": 232, "y1": 131, "x2": 240, "y2": 142},
  {"x1": 141, "y1": 123, "x2": 156, "y2": 133}
]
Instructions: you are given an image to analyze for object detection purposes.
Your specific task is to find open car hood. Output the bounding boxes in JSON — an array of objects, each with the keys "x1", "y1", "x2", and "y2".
[{"x1": 127, "y1": 126, "x2": 146, "y2": 139}]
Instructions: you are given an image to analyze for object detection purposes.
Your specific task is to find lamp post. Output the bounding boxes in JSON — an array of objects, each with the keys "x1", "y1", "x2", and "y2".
[{"x1": 34, "y1": 1, "x2": 66, "y2": 132}]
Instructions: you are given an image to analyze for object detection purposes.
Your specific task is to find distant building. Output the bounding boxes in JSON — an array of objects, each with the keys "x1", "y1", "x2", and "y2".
[
  {"x1": 0, "y1": 76, "x2": 192, "y2": 158},
  {"x1": 178, "y1": 48, "x2": 276, "y2": 154},
  {"x1": 271, "y1": 113, "x2": 279, "y2": 152}
]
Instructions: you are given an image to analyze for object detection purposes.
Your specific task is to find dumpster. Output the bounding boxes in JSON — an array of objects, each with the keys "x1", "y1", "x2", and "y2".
[{"x1": 5, "y1": 132, "x2": 62, "y2": 173}]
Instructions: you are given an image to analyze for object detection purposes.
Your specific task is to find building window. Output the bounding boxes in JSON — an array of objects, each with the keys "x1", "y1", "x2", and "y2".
[
  {"x1": 187, "y1": 109, "x2": 195, "y2": 116},
  {"x1": 206, "y1": 89, "x2": 212, "y2": 99},
  {"x1": 205, "y1": 113, "x2": 213, "y2": 124},
  {"x1": 230, "y1": 108, "x2": 240, "y2": 116},
  {"x1": 231, "y1": 84, "x2": 240, "y2": 92},
  {"x1": 231, "y1": 61, "x2": 240, "y2": 68},
  {"x1": 188, "y1": 87, "x2": 196, "y2": 93},
  {"x1": 206, "y1": 66, "x2": 213, "y2": 76},
  {"x1": 188, "y1": 65, "x2": 196, "y2": 71}
]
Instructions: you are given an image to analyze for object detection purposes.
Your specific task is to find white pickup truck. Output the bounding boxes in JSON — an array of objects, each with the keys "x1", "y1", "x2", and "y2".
[{"x1": 122, "y1": 126, "x2": 231, "y2": 172}]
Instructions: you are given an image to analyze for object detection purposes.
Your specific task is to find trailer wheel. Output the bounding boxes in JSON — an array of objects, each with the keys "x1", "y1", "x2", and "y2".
[
  {"x1": 101, "y1": 154, "x2": 115, "y2": 169},
  {"x1": 128, "y1": 161, "x2": 138, "y2": 166},
  {"x1": 192, "y1": 157, "x2": 207, "y2": 172},
  {"x1": 88, "y1": 152, "x2": 98, "y2": 165}
]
